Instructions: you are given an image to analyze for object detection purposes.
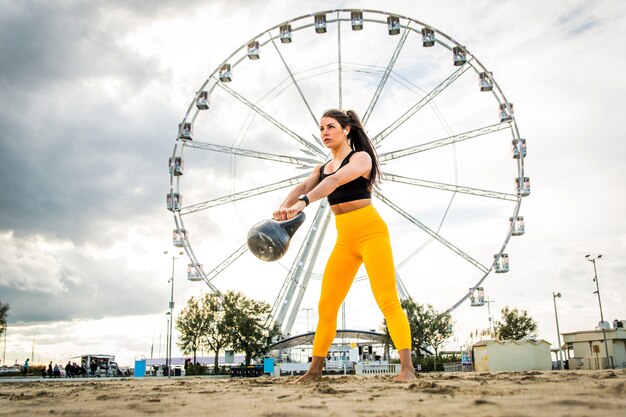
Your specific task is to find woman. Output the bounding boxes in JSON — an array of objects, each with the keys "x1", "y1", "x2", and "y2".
[{"x1": 273, "y1": 109, "x2": 417, "y2": 383}]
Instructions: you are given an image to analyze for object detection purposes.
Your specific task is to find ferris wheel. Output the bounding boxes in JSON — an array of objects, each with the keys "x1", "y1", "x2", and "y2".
[{"x1": 167, "y1": 9, "x2": 529, "y2": 337}]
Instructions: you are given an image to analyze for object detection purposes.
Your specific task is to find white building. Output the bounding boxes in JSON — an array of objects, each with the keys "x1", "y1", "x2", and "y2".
[
  {"x1": 562, "y1": 326, "x2": 626, "y2": 370},
  {"x1": 472, "y1": 339, "x2": 552, "y2": 372}
]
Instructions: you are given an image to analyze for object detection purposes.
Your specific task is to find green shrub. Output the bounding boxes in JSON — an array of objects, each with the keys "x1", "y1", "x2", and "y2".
[
  {"x1": 186, "y1": 364, "x2": 207, "y2": 376},
  {"x1": 414, "y1": 354, "x2": 461, "y2": 372}
]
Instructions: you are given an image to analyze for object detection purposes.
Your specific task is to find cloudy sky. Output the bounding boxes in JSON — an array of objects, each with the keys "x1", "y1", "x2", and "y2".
[{"x1": 1, "y1": 0, "x2": 625, "y2": 367}]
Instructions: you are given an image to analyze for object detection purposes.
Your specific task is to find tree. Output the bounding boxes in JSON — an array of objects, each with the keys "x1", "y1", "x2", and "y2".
[
  {"x1": 202, "y1": 292, "x2": 230, "y2": 374},
  {"x1": 382, "y1": 298, "x2": 453, "y2": 368},
  {"x1": 221, "y1": 291, "x2": 281, "y2": 366},
  {"x1": 176, "y1": 296, "x2": 207, "y2": 364},
  {"x1": 423, "y1": 310, "x2": 453, "y2": 371},
  {"x1": 495, "y1": 306, "x2": 538, "y2": 340},
  {"x1": 0, "y1": 300, "x2": 8, "y2": 337}
]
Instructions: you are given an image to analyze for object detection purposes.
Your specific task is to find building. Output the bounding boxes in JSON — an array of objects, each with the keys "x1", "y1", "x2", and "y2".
[
  {"x1": 562, "y1": 325, "x2": 626, "y2": 370},
  {"x1": 472, "y1": 339, "x2": 552, "y2": 372}
]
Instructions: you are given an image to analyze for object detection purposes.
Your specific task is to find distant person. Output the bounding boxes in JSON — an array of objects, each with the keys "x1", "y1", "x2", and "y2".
[
  {"x1": 65, "y1": 361, "x2": 72, "y2": 378},
  {"x1": 47, "y1": 361, "x2": 53, "y2": 378},
  {"x1": 90, "y1": 360, "x2": 98, "y2": 377},
  {"x1": 53, "y1": 364, "x2": 60, "y2": 378},
  {"x1": 22, "y1": 358, "x2": 29, "y2": 376},
  {"x1": 41, "y1": 367, "x2": 46, "y2": 378}
]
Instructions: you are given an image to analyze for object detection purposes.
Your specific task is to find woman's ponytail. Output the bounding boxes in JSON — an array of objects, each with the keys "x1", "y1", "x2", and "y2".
[{"x1": 322, "y1": 109, "x2": 381, "y2": 188}]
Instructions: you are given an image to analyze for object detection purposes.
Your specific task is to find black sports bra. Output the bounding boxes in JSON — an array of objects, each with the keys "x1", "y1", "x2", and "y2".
[{"x1": 319, "y1": 151, "x2": 371, "y2": 205}]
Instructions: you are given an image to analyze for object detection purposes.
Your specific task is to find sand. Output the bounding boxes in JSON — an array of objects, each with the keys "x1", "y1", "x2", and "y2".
[{"x1": 1, "y1": 370, "x2": 625, "y2": 417}]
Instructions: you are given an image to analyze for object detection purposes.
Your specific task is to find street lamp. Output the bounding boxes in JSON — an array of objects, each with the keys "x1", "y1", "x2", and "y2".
[
  {"x1": 2, "y1": 326, "x2": 6, "y2": 367},
  {"x1": 585, "y1": 254, "x2": 612, "y2": 369},
  {"x1": 485, "y1": 296, "x2": 496, "y2": 336},
  {"x1": 164, "y1": 250, "x2": 183, "y2": 378},
  {"x1": 552, "y1": 292, "x2": 564, "y2": 370},
  {"x1": 301, "y1": 308, "x2": 313, "y2": 333},
  {"x1": 165, "y1": 312, "x2": 171, "y2": 376}
]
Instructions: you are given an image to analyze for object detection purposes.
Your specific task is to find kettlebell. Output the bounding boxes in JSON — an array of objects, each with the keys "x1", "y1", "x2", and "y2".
[{"x1": 247, "y1": 212, "x2": 306, "y2": 262}]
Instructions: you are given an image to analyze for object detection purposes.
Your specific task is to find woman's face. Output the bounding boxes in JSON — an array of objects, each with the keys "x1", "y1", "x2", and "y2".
[{"x1": 319, "y1": 116, "x2": 348, "y2": 149}]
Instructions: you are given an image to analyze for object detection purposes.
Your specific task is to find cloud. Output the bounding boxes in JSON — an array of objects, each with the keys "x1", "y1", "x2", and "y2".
[{"x1": 0, "y1": 229, "x2": 168, "y2": 324}]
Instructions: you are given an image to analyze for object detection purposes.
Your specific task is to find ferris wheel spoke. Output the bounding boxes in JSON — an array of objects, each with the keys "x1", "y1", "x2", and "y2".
[
  {"x1": 270, "y1": 37, "x2": 319, "y2": 129},
  {"x1": 372, "y1": 62, "x2": 472, "y2": 147},
  {"x1": 374, "y1": 190, "x2": 489, "y2": 273},
  {"x1": 203, "y1": 243, "x2": 249, "y2": 284},
  {"x1": 185, "y1": 140, "x2": 319, "y2": 167},
  {"x1": 217, "y1": 82, "x2": 326, "y2": 158},
  {"x1": 395, "y1": 271, "x2": 411, "y2": 301},
  {"x1": 362, "y1": 27, "x2": 410, "y2": 125},
  {"x1": 181, "y1": 173, "x2": 308, "y2": 215},
  {"x1": 378, "y1": 122, "x2": 510, "y2": 162},
  {"x1": 381, "y1": 172, "x2": 518, "y2": 201}
]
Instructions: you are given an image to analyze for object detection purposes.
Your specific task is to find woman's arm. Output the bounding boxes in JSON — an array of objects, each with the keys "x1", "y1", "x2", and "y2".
[
  {"x1": 275, "y1": 152, "x2": 371, "y2": 220},
  {"x1": 273, "y1": 163, "x2": 324, "y2": 219}
]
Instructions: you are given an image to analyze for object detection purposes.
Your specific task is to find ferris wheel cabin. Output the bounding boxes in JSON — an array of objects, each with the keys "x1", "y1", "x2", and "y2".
[
  {"x1": 452, "y1": 46, "x2": 467, "y2": 66},
  {"x1": 168, "y1": 157, "x2": 184, "y2": 176},
  {"x1": 166, "y1": 193, "x2": 182, "y2": 212},
  {"x1": 279, "y1": 24, "x2": 292, "y2": 43},
  {"x1": 470, "y1": 287, "x2": 485, "y2": 307},
  {"x1": 511, "y1": 138, "x2": 527, "y2": 159},
  {"x1": 314, "y1": 13, "x2": 327, "y2": 34},
  {"x1": 178, "y1": 122, "x2": 193, "y2": 141},
  {"x1": 421, "y1": 27, "x2": 435, "y2": 47},
  {"x1": 510, "y1": 216, "x2": 525, "y2": 236},
  {"x1": 173, "y1": 228, "x2": 189, "y2": 248},
  {"x1": 219, "y1": 64, "x2": 232, "y2": 82},
  {"x1": 494, "y1": 253, "x2": 510, "y2": 273},
  {"x1": 479, "y1": 72, "x2": 493, "y2": 92},
  {"x1": 516, "y1": 177, "x2": 531, "y2": 197},
  {"x1": 387, "y1": 16, "x2": 401, "y2": 35},
  {"x1": 499, "y1": 102, "x2": 514, "y2": 123},
  {"x1": 247, "y1": 41, "x2": 261, "y2": 60},
  {"x1": 196, "y1": 91, "x2": 210, "y2": 110},
  {"x1": 351, "y1": 11, "x2": 364, "y2": 31},
  {"x1": 187, "y1": 263, "x2": 204, "y2": 282}
]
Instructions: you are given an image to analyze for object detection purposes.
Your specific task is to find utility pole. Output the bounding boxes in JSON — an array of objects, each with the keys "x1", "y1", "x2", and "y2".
[
  {"x1": 485, "y1": 297, "x2": 496, "y2": 336},
  {"x1": 301, "y1": 308, "x2": 313, "y2": 333},
  {"x1": 164, "y1": 250, "x2": 183, "y2": 378},
  {"x1": 2, "y1": 327, "x2": 6, "y2": 366},
  {"x1": 552, "y1": 292, "x2": 564, "y2": 370},
  {"x1": 165, "y1": 313, "x2": 170, "y2": 376},
  {"x1": 585, "y1": 254, "x2": 612, "y2": 369}
]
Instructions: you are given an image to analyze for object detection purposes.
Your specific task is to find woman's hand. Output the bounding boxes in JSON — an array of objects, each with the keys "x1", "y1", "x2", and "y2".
[{"x1": 273, "y1": 200, "x2": 306, "y2": 221}]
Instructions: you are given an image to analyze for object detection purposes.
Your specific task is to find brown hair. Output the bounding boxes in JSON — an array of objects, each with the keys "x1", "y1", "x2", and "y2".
[{"x1": 321, "y1": 109, "x2": 380, "y2": 188}]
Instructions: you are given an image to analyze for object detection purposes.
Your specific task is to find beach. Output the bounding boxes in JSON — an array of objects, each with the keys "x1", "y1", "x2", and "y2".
[{"x1": 1, "y1": 370, "x2": 625, "y2": 416}]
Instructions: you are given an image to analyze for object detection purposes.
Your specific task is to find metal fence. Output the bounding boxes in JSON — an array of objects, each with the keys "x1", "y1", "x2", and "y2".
[
  {"x1": 443, "y1": 362, "x2": 473, "y2": 372},
  {"x1": 354, "y1": 363, "x2": 401, "y2": 375}
]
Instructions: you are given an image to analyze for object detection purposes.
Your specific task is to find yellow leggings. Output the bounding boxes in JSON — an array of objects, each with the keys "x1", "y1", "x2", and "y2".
[{"x1": 312, "y1": 204, "x2": 412, "y2": 357}]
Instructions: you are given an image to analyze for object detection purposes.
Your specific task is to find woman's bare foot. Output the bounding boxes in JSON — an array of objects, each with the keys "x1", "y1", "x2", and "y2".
[
  {"x1": 393, "y1": 366, "x2": 418, "y2": 382},
  {"x1": 290, "y1": 355, "x2": 325, "y2": 384},
  {"x1": 290, "y1": 370, "x2": 322, "y2": 384},
  {"x1": 394, "y1": 349, "x2": 418, "y2": 382}
]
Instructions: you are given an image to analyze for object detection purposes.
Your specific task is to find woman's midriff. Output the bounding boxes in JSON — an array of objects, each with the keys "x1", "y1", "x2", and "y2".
[{"x1": 330, "y1": 198, "x2": 372, "y2": 215}]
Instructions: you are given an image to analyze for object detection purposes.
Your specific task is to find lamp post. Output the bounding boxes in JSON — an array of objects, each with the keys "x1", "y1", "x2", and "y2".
[
  {"x1": 585, "y1": 254, "x2": 611, "y2": 369},
  {"x1": 164, "y1": 250, "x2": 183, "y2": 378},
  {"x1": 301, "y1": 308, "x2": 313, "y2": 332},
  {"x1": 485, "y1": 296, "x2": 496, "y2": 336},
  {"x1": 552, "y1": 292, "x2": 564, "y2": 370},
  {"x1": 165, "y1": 312, "x2": 170, "y2": 376},
  {"x1": 2, "y1": 326, "x2": 6, "y2": 367}
]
